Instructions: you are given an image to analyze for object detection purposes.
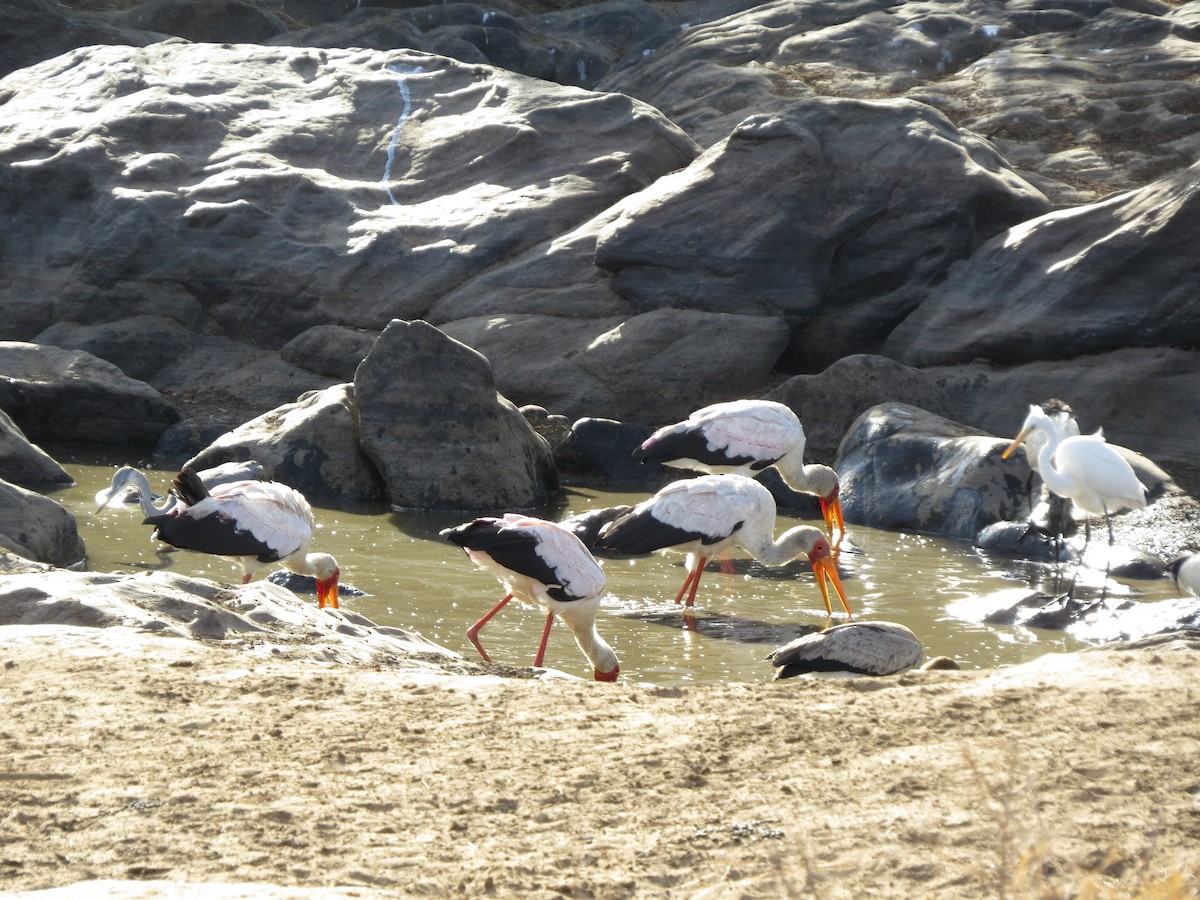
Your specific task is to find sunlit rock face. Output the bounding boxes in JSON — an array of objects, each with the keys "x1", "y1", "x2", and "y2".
[
  {"x1": 0, "y1": 564, "x2": 456, "y2": 666},
  {"x1": 601, "y1": 0, "x2": 1200, "y2": 204},
  {"x1": 589, "y1": 101, "x2": 1049, "y2": 373},
  {"x1": 0, "y1": 42, "x2": 697, "y2": 348},
  {"x1": 185, "y1": 383, "x2": 386, "y2": 505},
  {"x1": 885, "y1": 161, "x2": 1200, "y2": 368},
  {"x1": 0, "y1": 342, "x2": 179, "y2": 447},
  {"x1": 354, "y1": 319, "x2": 558, "y2": 512},
  {"x1": 0, "y1": 480, "x2": 86, "y2": 568},
  {"x1": 836, "y1": 402, "x2": 1033, "y2": 541}
]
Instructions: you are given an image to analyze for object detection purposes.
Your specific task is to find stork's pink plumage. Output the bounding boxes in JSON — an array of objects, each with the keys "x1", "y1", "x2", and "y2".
[
  {"x1": 635, "y1": 399, "x2": 846, "y2": 546},
  {"x1": 141, "y1": 467, "x2": 340, "y2": 608},
  {"x1": 441, "y1": 514, "x2": 619, "y2": 682},
  {"x1": 597, "y1": 474, "x2": 851, "y2": 616}
]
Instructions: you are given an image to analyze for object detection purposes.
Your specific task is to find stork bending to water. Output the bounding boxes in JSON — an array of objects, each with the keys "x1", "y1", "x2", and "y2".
[
  {"x1": 98, "y1": 466, "x2": 340, "y2": 608},
  {"x1": 441, "y1": 514, "x2": 620, "y2": 682},
  {"x1": 596, "y1": 474, "x2": 851, "y2": 616},
  {"x1": 634, "y1": 400, "x2": 846, "y2": 546}
]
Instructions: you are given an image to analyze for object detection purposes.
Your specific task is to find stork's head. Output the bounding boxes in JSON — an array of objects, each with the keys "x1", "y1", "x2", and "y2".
[
  {"x1": 310, "y1": 552, "x2": 340, "y2": 609},
  {"x1": 805, "y1": 533, "x2": 853, "y2": 618}
]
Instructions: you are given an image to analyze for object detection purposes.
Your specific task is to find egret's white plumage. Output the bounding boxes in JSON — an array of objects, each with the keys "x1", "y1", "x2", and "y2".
[
  {"x1": 768, "y1": 620, "x2": 922, "y2": 678},
  {"x1": 597, "y1": 474, "x2": 851, "y2": 615},
  {"x1": 1003, "y1": 405, "x2": 1146, "y2": 520},
  {"x1": 1025, "y1": 401, "x2": 1080, "y2": 476},
  {"x1": 635, "y1": 400, "x2": 845, "y2": 544},
  {"x1": 108, "y1": 466, "x2": 340, "y2": 608},
  {"x1": 442, "y1": 514, "x2": 619, "y2": 682}
]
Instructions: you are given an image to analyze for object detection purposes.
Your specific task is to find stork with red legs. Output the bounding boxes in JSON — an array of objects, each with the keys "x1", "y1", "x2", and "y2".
[
  {"x1": 634, "y1": 399, "x2": 846, "y2": 546},
  {"x1": 441, "y1": 514, "x2": 620, "y2": 682},
  {"x1": 596, "y1": 474, "x2": 852, "y2": 616},
  {"x1": 101, "y1": 466, "x2": 340, "y2": 608}
]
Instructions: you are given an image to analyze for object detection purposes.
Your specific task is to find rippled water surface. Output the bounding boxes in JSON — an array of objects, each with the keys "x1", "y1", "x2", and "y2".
[{"x1": 47, "y1": 450, "x2": 1183, "y2": 684}]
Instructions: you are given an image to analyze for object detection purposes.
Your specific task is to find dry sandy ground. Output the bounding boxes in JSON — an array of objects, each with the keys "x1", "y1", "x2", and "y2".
[{"x1": 1, "y1": 626, "x2": 1199, "y2": 900}]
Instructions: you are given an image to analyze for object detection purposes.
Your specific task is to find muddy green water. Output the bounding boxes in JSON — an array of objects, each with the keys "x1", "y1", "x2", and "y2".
[{"x1": 44, "y1": 450, "x2": 1182, "y2": 684}]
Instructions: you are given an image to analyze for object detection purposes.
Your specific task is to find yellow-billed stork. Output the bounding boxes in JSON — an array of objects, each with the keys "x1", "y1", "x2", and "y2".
[
  {"x1": 634, "y1": 399, "x2": 845, "y2": 545},
  {"x1": 441, "y1": 514, "x2": 620, "y2": 682},
  {"x1": 102, "y1": 466, "x2": 340, "y2": 608},
  {"x1": 596, "y1": 473, "x2": 851, "y2": 616}
]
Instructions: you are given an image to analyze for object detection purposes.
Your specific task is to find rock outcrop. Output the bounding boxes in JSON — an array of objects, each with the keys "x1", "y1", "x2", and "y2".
[
  {"x1": 186, "y1": 384, "x2": 386, "y2": 504},
  {"x1": 354, "y1": 319, "x2": 558, "y2": 511},
  {"x1": 0, "y1": 342, "x2": 179, "y2": 447},
  {"x1": 0, "y1": 479, "x2": 86, "y2": 567},
  {"x1": 0, "y1": 409, "x2": 71, "y2": 488}
]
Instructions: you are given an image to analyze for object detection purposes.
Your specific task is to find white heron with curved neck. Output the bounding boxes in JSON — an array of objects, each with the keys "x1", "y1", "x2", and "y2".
[
  {"x1": 98, "y1": 465, "x2": 340, "y2": 608},
  {"x1": 597, "y1": 474, "x2": 851, "y2": 616},
  {"x1": 1002, "y1": 405, "x2": 1147, "y2": 546},
  {"x1": 634, "y1": 400, "x2": 846, "y2": 546}
]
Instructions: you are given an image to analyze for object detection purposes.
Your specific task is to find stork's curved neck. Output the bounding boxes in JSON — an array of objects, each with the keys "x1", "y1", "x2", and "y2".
[
  {"x1": 744, "y1": 524, "x2": 826, "y2": 568},
  {"x1": 558, "y1": 611, "x2": 619, "y2": 677},
  {"x1": 775, "y1": 457, "x2": 837, "y2": 499}
]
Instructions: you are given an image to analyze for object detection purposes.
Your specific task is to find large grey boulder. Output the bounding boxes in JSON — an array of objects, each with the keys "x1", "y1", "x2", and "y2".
[
  {"x1": 0, "y1": 43, "x2": 698, "y2": 345},
  {"x1": 0, "y1": 479, "x2": 86, "y2": 567},
  {"x1": 281, "y1": 325, "x2": 379, "y2": 381},
  {"x1": 601, "y1": 0, "x2": 1200, "y2": 204},
  {"x1": 0, "y1": 0, "x2": 162, "y2": 79},
  {"x1": 885, "y1": 161, "x2": 1200, "y2": 368},
  {"x1": 835, "y1": 402, "x2": 1031, "y2": 541},
  {"x1": 109, "y1": 0, "x2": 290, "y2": 41},
  {"x1": 0, "y1": 342, "x2": 179, "y2": 446},
  {"x1": 354, "y1": 319, "x2": 558, "y2": 511},
  {"x1": 273, "y1": 0, "x2": 668, "y2": 89},
  {"x1": 265, "y1": 8, "x2": 434, "y2": 53},
  {"x1": 0, "y1": 408, "x2": 71, "y2": 488},
  {"x1": 441, "y1": 308, "x2": 791, "y2": 424},
  {"x1": 35, "y1": 318, "x2": 346, "y2": 450},
  {"x1": 582, "y1": 102, "x2": 1048, "y2": 371},
  {"x1": 35, "y1": 315, "x2": 212, "y2": 384},
  {"x1": 186, "y1": 384, "x2": 385, "y2": 504},
  {"x1": 765, "y1": 355, "x2": 951, "y2": 464}
]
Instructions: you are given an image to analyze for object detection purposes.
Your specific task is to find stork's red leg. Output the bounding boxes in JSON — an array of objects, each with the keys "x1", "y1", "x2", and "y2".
[
  {"x1": 672, "y1": 566, "x2": 699, "y2": 605},
  {"x1": 718, "y1": 551, "x2": 735, "y2": 575},
  {"x1": 533, "y1": 610, "x2": 555, "y2": 668},
  {"x1": 684, "y1": 557, "x2": 708, "y2": 608},
  {"x1": 672, "y1": 556, "x2": 708, "y2": 608},
  {"x1": 466, "y1": 593, "x2": 513, "y2": 663}
]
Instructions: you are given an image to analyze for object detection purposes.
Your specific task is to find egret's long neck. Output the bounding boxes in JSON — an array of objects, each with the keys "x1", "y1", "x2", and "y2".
[
  {"x1": 744, "y1": 525, "x2": 824, "y2": 568},
  {"x1": 1034, "y1": 429, "x2": 1073, "y2": 499}
]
